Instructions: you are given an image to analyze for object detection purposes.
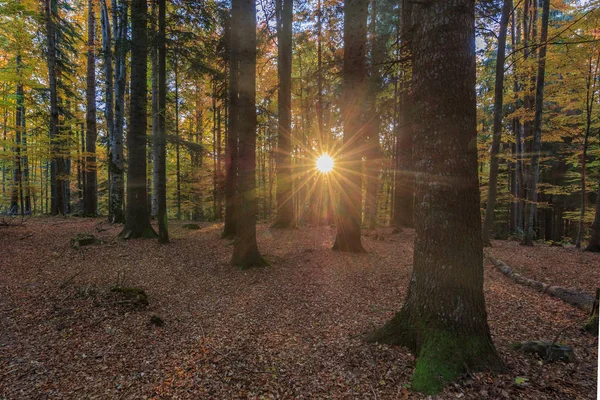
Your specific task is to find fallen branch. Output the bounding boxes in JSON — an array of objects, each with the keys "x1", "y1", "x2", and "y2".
[{"x1": 487, "y1": 256, "x2": 594, "y2": 311}]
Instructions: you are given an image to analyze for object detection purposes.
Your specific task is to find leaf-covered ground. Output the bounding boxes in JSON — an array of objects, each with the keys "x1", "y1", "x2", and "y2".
[{"x1": 0, "y1": 218, "x2": 597, "y2": 399}]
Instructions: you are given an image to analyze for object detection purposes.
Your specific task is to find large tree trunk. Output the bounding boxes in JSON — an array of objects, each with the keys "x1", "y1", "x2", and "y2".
[
  {"x1": 11, "y1": 55, "x2": 25, "y2": 215},
  {"x1": 332, "y1": 0, "x2": 367, "y2": 253},
  {"x1": 120, "y1": 0, "x2": 157, "y2": 239},
  {"x1": 482, "y1": 0, "x2": 512, "y2": 245},
  {"x1": 272, "y1": 0, "x2": 295, "y2": 228},
  {"x1": 392, "y1": 0, "x2": 414, "y2": 230},
  {"x1": 84, "y1": 0, "x2": 98, "y2": 216},
  {"x1": 155, "y1": 0, "x2": 169, "y2": 242},
  {"x1": 223, "y1": 1, "x2": 239, "y2": 239},
  {"x1": 522, "y1": 0, "x2": 550, "y2": 246},
  {"x1": 368, "y1": 1, "x2": 503, "y2": 394},
  {"x1": 231, "y1": 0, "x2": 267, "y2": 268}
]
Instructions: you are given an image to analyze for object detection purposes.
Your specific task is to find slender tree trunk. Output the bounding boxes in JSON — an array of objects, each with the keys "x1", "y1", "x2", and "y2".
[
  {"x1": 84, "y1": 0, "x2": 98, "y2": 216},
  {"x1": 155, "y1": 0, "x2": 169, "y2": 242},
  {"x1": 586, "y1": 174, "x2": 600, "y2": 252},
  {"x1": 368, "y1": 1, "x2": 503, "y2": 394},
  {"x1": 231, "y1": 0, "x2": 267, "y2": 268},
  {"x1": 120, "y1": 0, "x2": 157, "y2": 239},
  {"x1": 482, "y1": 0, "x2": 512, "y2": 245},
  {"x1": 522, "y1": 0, "x2": 550, "y2": 246},
  {"x1": 272, "y1": 0, "x2": 295, "y2": 228},
  {"x1": 223, "y1": 1, "x2": 239, "y2": 238},
  {"x1": 151, "y1": 0, "x2": 159, "y2": 218},
  {"x1": 109, "y1": 0, "x2": 127, "y2": 223},
  {"x1": 576, "y1": 52, "x2": 599, "y2": 248},
  {"x1": 101, "y1": 0, "x2": 115, "y2": 218},
  {"x1": 392, "y1": 0, "x2": 414, "y2": 230},
  {"x1": 174, "y1": 60, "x2": 181, "y2": 220}
]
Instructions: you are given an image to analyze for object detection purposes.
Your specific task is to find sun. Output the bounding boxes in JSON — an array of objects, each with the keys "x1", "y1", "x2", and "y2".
[{"x1": 316, "y1": 154, "x2": 334, "y2": 173}]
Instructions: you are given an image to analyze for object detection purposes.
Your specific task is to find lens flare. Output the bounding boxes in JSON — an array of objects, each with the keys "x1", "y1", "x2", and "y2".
[{"x1": 316, "y1": 154, "x2": 334, "y2": 173}]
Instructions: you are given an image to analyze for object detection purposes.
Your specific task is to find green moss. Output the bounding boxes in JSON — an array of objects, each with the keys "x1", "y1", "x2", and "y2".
[
  {"x1": 411, "y1": 331, "x2": 497, "y2": 395},
  {"x1": 583, "y1": 315, "x2": 598, "y2": 336}
]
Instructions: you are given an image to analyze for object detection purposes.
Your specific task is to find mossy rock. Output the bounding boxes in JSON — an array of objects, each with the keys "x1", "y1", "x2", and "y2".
[
  {"x1": 182, "y1": 223, "x2": 201, "y2": 230},
  {"x1": 583, "y1": 315, "x2": 598, "y2": 336},
  {"x1": 71, "y1": 233, "x2": 96, "y2": 249},
  {"x1": 512, "y1": 340, "x2": 575, "y2": 363},
  {"x1": 110, "y1": 286, "x2": 148, "y2": 306}
]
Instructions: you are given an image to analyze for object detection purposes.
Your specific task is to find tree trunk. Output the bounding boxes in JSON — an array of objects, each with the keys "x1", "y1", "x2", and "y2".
[
  {"x1": 223, "y1": 1, "x2": 239, "y2": 238},
  {"x1": 45, "y1": 0, "x2": 65, "y2": 216},
  {"x1": 368, "y1": 1, "x2": 503, "y2": 394},
  {"x1": 155, "y1": 0, "x2": 169, "y2": 242},
  {"x1": 364, "y1": 0, "x2": 384, "y2": 231},
  {"x1": 108, "y1": 0, "x2": 127, "y2": 223},
  {"x1": 272, "y1": 0, "x2": 295, "y2": 228},
  {"x1": 586, "y1": 175, "x2": 600, "y2": 252},
  {"x1": 392, "y1": 0, "x2": 414, "y2": 230},
  {"x1": 482, "y1": 0, "x2": 512, "y2": 246},
  {"x1": 522, "y1": 0, "x2": 550, "y2": 246},
  {"x1": 231, "y1": 0, "x2": 267, "y2": 268},
  {"x1": 120, "y1": 0, "x2": 157, "y2": 239},
  {"x1": 332, "y1": 0, "x2": 367, "y2": 253},
  {"x1": 84, "y1": 0, "x2": 98, "y2": 216},
  {"x1": 101, "y1": 0, "x2": 115, "y2": 218},
  {"x1": 174, "y1": 60, "x2": 181, "y2": 220}
]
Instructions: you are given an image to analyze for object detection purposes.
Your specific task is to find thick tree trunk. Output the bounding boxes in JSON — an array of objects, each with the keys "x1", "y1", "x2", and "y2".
[
  {"x1": 155, "y1": 0, "x2": 169, "y2": 242},
  {"x1": 482, "y1": 0, "x2": 511, "y2": 246},
  {"x1": 368, "y1": 1, "x2": 503, "y2": 394},
  {"x1": 84, "y1": 0, "x2": 98, "y2": 216},
  {"x1": 151, "y1": 0, "x2": 159, "y2": 218},
  {"x1": 223, "y1": 2, "x2": 239, "y2": 239},
  {"x1": 272, "y1": 0, "x2": 295, "y2": 228},
  {"x1": 522, "y1": 0, "x2": 550, "y2": 246},
  {"x1": 120, "y1": 0, "x2": 157, "y2": 239},
  {"x1": 332, "y1": 0, "x2": 367, "y2": 253},
  {"x1": 231, "y1": 0, "x2": 267, "y2": 268},
  {"x1": 392, "y1": 0, "x2": 414, "y2": 230}
]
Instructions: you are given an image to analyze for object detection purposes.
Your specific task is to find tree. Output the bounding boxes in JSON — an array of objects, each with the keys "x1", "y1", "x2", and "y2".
[
  {"x1": 272, "y1": 0, "x2": 295, "y2": 229},
  {"x1": 367, "y1": 0, "x2": 503, "y2": 394},
  {"x1": 109, "y1": 0, "x2": 127, "y2": 223},
  {"x1": 223, "y1": 0, "x2": 239, "y2": 239},
  {"x1": 155, "y1": 0, "x2": 169, "y2": 243},
  {"x1": 44, "y1": 0, "x2": 66, "y2": 216},
  {"x1": 392, "y1": 0, "x2": 414, "y2": 230},
  {"x1": 522, "y1": 0, "x2": 550, "y2": 246},
  {"x1": 587, "y1": 177, "x2": 600, "y2": 252},
  {"x1": 482, "y1": 0, "x2": 512, "y2": 246},
  {"x1": 231, "y1": 0, "x2": 267, "y2": 268},
  {"x1": 332, "y1": 0, "x2": 367, "y2": 252},
  {"x1": 120, "y1": 0, "x2": 157, "y2": 239},
  {"x1": 84, "y1": 0, "x2": 97, "y2": 216}
]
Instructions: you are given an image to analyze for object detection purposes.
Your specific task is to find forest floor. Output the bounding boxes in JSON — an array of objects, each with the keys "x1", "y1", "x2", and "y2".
[{"x1": 0, "y1": 217, "x2": 598, "y2": 399}]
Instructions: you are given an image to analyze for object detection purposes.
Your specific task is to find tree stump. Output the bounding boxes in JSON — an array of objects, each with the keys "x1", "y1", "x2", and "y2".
[{"x1": 71, "y1": 233, "x2": 96, "y2": 249}]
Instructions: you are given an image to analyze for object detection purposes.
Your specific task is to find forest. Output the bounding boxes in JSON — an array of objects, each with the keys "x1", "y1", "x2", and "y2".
[{"x1": 0, "y1": 0, "x2": 599, "y2": 398}]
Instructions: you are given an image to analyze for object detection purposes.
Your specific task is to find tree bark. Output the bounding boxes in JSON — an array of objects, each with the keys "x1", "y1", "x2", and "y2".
[
  {"x1": 368, "y1": 1, "x2": 503, "y2": 394},
  {"x1": 522, "y1": 0, "x2": 550, "y2": 246},
  {"x1": 84, "y1": 0, "x2": 98, "y2": 216},
  {"x1": 482, "y1": 0, "x2": 512, "y2": 246},
  {"x1": 586, "y1": 176, "x2": 600, "y2": 252},
  {"x1": 45, "y1": 0, "x2": 66, "y2": 216},
  {"x1": 223, "y1": 1, "x2": 239, "y2": 239},
  {"x1": 392, "y1": 0, "x2": 414, "y2": 230},
  {"x1": 332, "y1": 0, "x2": 367, "y2": 253},
  {"x1": 109, "y1": 0, "x2": 127, "y2": 224},
  {"x1": 120, "y1": 0, "x2": 157, "y2": 239},
  {"x1": 231, "y1": 0, "x2": 267, "y2": 268},
  {"x1": 272, "y1": 0, "x2": 295, "y2": 228},
  {"x1": 101, "y1": 0, "x2": 115, "y2": 219},
  {"x1": 155, "y1": 0, "x2": 169, "y2": 242}
]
